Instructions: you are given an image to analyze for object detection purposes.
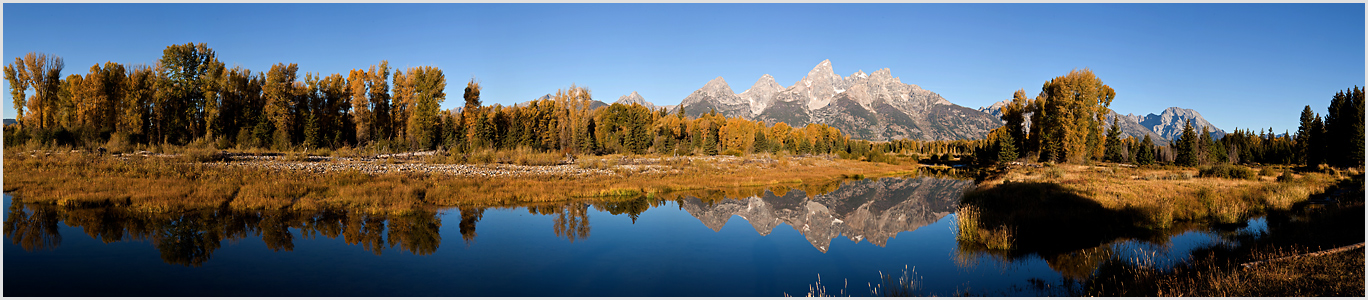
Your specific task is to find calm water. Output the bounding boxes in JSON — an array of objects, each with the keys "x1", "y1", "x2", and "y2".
[{"x1": 3, "y1": 176, "x2": 1265, "y2": 297}]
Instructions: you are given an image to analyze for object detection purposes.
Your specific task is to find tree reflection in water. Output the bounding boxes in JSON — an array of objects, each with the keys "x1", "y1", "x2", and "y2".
[
  {"x1": 2, "y1": 201, "x2": 446, "y2": 267},
  {"x1": 3, "y1": 174, "x2": 970, "y2": 268},
  {"x1": 4, "y1": 203, "x2": 63, "y2": 251},
  {"x1": 458, "y1": 207, "x2": 484, "y2": 245}
]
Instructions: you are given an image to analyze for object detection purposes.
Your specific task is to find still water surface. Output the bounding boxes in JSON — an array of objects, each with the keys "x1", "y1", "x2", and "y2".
[{"x1": 3, "y1": 176, "x2": 1264, "y2": 296}]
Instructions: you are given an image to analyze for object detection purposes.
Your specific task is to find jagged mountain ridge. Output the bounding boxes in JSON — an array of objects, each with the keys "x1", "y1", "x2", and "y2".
[
  {"x1": 669, "y1": 60, "x2": 1000, "y2": 141},
  {"x1": 1140, "y1": 107, "x2": 1227, "y2": 140},
  {"x1": 678, "y1": 176, "x2": 971, "y2": 253}
]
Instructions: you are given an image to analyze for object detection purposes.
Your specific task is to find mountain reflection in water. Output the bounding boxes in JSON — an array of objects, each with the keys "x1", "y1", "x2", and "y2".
[
  {"x1": 680, "y1": 176, "x2": 970, "y2": 252},
  {"x1": 4, "y1": 176, "x2": 969, "y2": 266}
]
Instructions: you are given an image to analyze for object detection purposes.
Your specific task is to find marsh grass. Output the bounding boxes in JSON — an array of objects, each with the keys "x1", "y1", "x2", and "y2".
[
  {"x1": 4, "y1": 151, "x2": 922, "y2": 215},
  {"x1": 958, "y1": 164, "x2": 1343, "y2": 254},
  {"x1": 1199, "y1": 164, "x2": 1257, "y2": 180},
  {"x1": 1079, "y1": 186, "x2": 1365, "y2": 297},
  {"x1": 955, "y1": 204, "x2": 1015, "y2": 250}
]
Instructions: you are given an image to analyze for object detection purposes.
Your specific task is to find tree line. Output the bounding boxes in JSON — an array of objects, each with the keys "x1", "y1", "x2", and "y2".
[
  {"x1": 978, "y1": 68, "x2": 1363, "y2": 169},
  {"x1": 5, "y1": 43, "x2": 909, "y2": 160}
]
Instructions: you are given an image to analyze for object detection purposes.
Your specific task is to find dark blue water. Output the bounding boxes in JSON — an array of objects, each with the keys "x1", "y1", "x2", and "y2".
[{"x1": 2, "y1": 176, "x2": 1266, "y2": 297}]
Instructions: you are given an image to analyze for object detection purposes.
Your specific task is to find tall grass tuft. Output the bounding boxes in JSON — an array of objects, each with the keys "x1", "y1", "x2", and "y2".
[
  {"x1": 955, "y1": 204, "x2": 1015, "y2": 250},
  {"x1": 1199, "y1": 164, "x2": 1257, "y2": 180},
  {"x1": 1262, "y1": 183, "x2": 1312, "y2": 210}
]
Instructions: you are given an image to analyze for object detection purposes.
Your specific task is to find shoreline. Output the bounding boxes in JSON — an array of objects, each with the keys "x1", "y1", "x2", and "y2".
[{"x1": 3, "y1": 150, "x2": 938, "y2": 214}]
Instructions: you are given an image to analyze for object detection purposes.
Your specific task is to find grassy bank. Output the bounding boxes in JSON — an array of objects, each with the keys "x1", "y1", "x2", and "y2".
[
  {"x1": 3, "y1": 148, "x2": 923, "y2": 215},
  {"x1": 957, "y1": 164, "x2": 1347, "y2": 249},
  {"x1": 955, "y1": 162, "x2": 1363, "y2": 296}
]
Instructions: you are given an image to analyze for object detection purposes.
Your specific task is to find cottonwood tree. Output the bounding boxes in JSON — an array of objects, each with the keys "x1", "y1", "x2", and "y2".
[
  {"x1": 4, "y1": 53, "x2": 64, "y2": 129},
  {"x1": 1030, "y1": 69, "x2": 1115, "y2": 163},
  {"x1": 406, "y1": 66, "x2": 445, "y2": 150},
  {"x1": 263, "y1": 63, "x2": 301, "y2": 149}
]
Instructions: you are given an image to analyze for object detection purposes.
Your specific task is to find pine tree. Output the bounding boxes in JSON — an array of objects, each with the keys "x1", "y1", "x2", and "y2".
[
  {"x1": 997, "y1": 132, "x2": 1018, "y2": 165},
  {"x1": 1104, "y1": 116, "x2": 1124, "y2": 162},
  {"x1": 1296, "y1": 105, "x2": 1316, "y2": 165},
  {"x1": 1136, "y1": 134, "x2": 1155, "y2": 165},
  {"x1": 1175, "y1": 120, "x2": 1199, "y2": 167}
]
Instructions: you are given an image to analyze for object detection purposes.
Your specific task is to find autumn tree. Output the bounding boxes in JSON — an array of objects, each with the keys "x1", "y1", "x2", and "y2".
[
  {"x1": 263, "y1": 63, "x2": 301, "y2": 149},
  {"x1": 215, "y1": 66, "x2": 261, "y2": 146},
  {"x1": 391, "y1": 69, "x2": 414, "y2": 141},
  {"x1": 120, "y1": 66, "x2": 156, "y2": 141},
  {"x1": 462, "y1": 79, "x2": 486, "y2": 149},
  {"x1": 1001, "y1": 89, "x2": 1030, "y2": 158},
  {"x1": 348, "y1": 69, "x2": 373, "y2": 143},
  {"x1": 4, "y1": 53, "x2": 64, "y2": 129},
  {"x1": 1031, "y1": 69, "x2": 1115, "y2": 163},
  {"x1": 158, "y1": 43, "x2": 219, "y2": 143},
  {"x1": 406, "y1": 66, "x2": 445, "y2": 150},
  {"x1": 368, "y1": 61, "x2": 392, "y2": 141}
]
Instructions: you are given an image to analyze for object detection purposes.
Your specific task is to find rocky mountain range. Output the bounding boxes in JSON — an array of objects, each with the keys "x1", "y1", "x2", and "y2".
[
  {"x1": 1134, "y1": 107, "x2": 1227, "y2": 140},
  {"x1": 678, "y1": 176, "x2": 971, "y2": 253},
  {"x1": 662, "y1": 60, "x2": 1001, "y2": 141}
]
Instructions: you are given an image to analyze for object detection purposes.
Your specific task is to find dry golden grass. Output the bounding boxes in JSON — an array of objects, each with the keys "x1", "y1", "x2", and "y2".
[
  {"x1": 955, "y1": 204, "x2": 1015, "y2": 250},
  {"x1": 3, "y1": 150, "x2": 923, "y2": 215},
  {"x1": 980, "y1": 164, "x2": 1341, "y2": 224}
]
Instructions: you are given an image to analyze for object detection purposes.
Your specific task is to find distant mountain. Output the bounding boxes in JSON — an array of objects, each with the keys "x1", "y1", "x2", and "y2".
[
  {"x1": 1106, "y1": 112, "x2": 1169, "y2": 144},
  {"x1": 1139, "y1": 107, "x2": 1226, "y2": 140},
  {"x1": 3, "y1": 119, "x2": 15, "y2": 126},
  {"x1": 678, "y1": 176, "x2": 970, "y2": 252},
  {"x1": 672, "y1": 60, "x2": 1000, "y2": 141},
  {"x1": 675, "y1": 76, "x2": 753, "y2": 119},
  {"x1": 614, "y1": 91, "x2": 653, "y2": 110}
]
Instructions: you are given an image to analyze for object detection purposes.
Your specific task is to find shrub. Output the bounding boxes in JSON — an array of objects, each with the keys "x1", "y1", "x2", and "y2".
[
  {"x1": 1199, "y1": 164, "x2": 1257, "y2": 180},
  {"x1": 1259, "y1": 167, "x2": 1280, "y2": 177},
  {"x1": 182, "y1": 148, "x2": 228, "y2": 162},
  {"x1": 1275, "y1": 170, "x2": 1291, "y2": 181},
  {"x1": 1044, "y1": 167, "x2": 1065, "y2": 179}
]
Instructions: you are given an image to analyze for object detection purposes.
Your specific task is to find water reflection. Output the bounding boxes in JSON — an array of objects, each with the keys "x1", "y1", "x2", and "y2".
[
  {"x1": 5, "y1": 175, "x2": 969, "y2": 266},
  {"x1": 3, "y1": 203, "x2": 449, "y2": 266},
  {"x1": 679, "y1": 176, "x2": 971, "y2": 252}
]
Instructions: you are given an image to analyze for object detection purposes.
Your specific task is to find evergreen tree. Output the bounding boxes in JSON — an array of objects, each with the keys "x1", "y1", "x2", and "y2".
[
  {"x1": 1325, "y1": 86, "x2": 1365, "y2": 167},
  {"x1": 1296, "y1": 105, "x2": 1316, "y2": 165},
  {"x1": 1199, "y1": 126, "x2": 1214, "y2": 165},
  {"x1": 1104, "y1": 116, "x2": 1124, "y2": 162},
  {"x1": 1174, "y1": 120, "x2": 1199, "y2": 167},
  {"x1": 997, "y1": 132, "x2": 1018, "y2": 166},
  {"x1": 1136, "y1": 134, "x2": 1156, "y2": 165}
]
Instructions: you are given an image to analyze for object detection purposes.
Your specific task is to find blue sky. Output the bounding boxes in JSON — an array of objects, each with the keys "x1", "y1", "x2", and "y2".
[{"x1": 3, "y1": 3, "x2": 1363, "y2": 135}]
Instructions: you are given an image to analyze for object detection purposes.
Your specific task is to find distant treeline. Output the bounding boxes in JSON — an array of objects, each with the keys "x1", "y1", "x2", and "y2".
[
  {"x1": 3, "y1": 43, "x2": 907, "y2": 161},
  {"x1": 974, "y1": 68, "x2": 1363, "y2": 169}
]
